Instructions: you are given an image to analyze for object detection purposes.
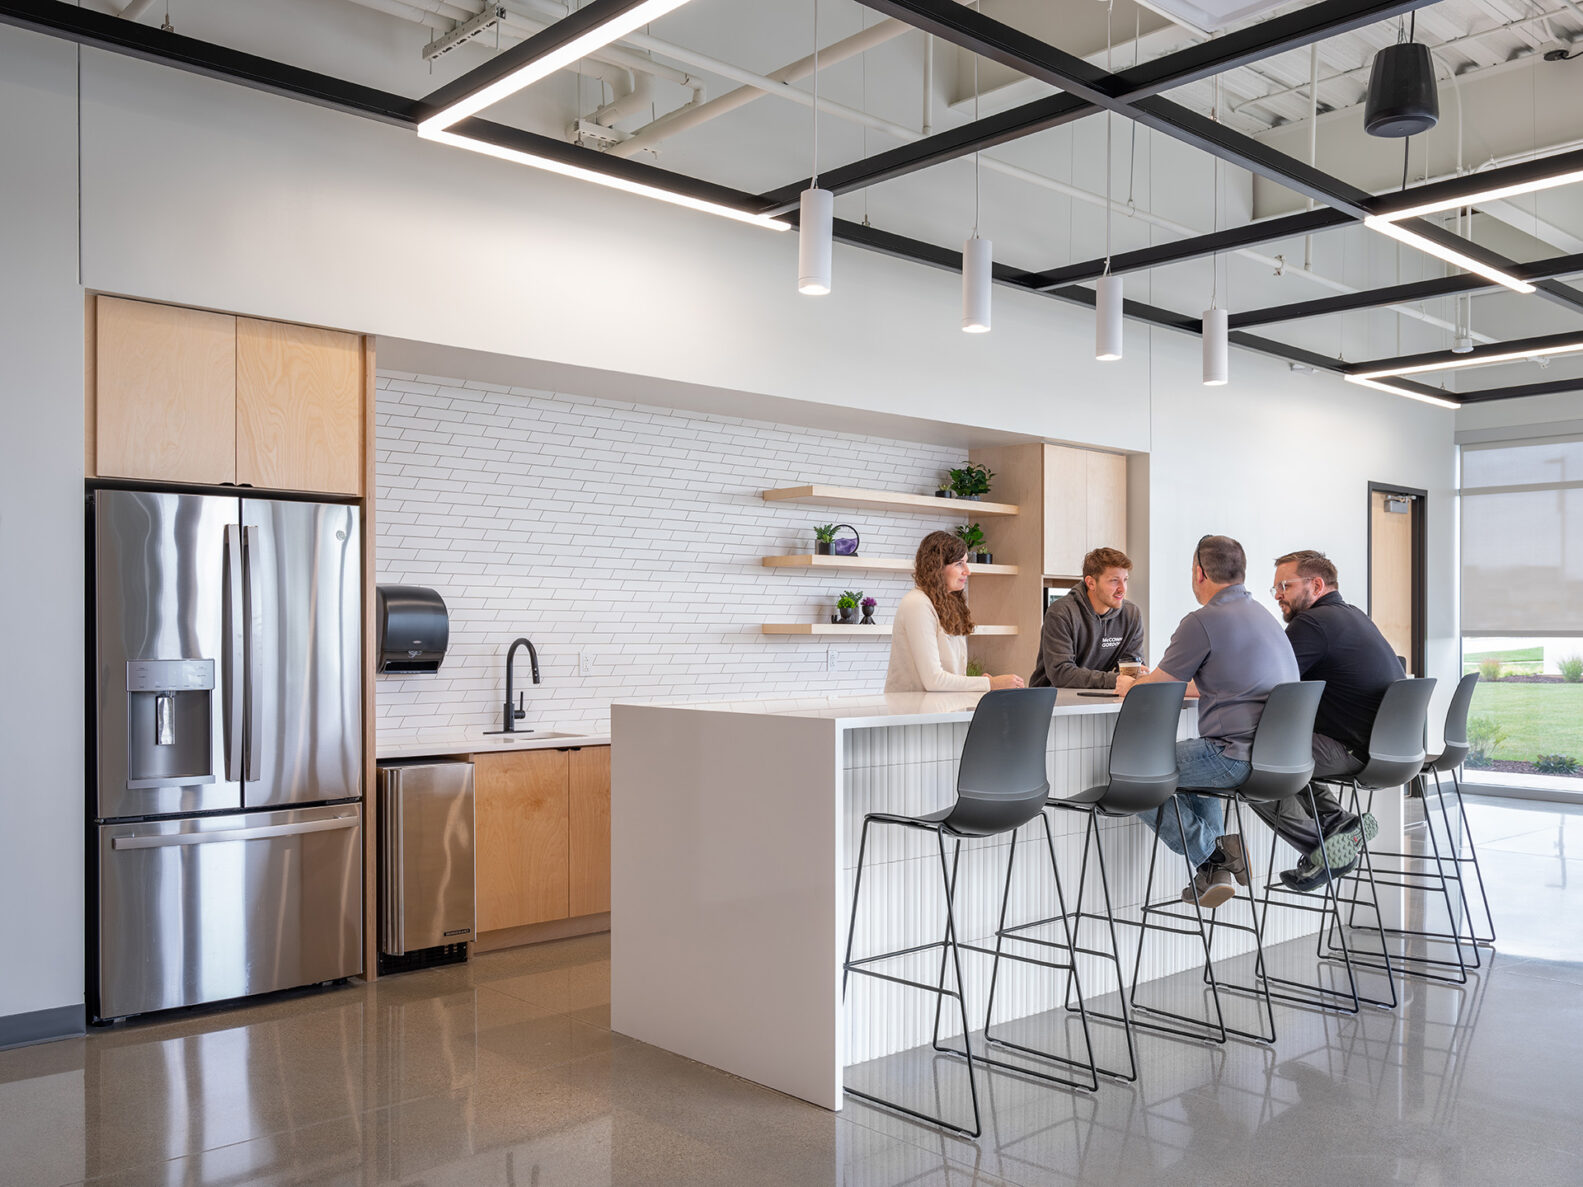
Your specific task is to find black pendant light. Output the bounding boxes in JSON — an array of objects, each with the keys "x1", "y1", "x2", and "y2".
[{"x1": 1364, "y1": 38, "x2": 1439, "y2": 138}]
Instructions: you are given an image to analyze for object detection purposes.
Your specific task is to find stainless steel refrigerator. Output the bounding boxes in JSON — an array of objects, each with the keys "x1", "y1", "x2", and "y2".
[{"x1": 89, "y1": 489, "x2": 363, "y2": 1022}]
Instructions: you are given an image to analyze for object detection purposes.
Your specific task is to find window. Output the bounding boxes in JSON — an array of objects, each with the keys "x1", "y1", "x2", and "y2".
[{"x1": 1460, "y1": 435, "x2": 1583, "y2": 788}]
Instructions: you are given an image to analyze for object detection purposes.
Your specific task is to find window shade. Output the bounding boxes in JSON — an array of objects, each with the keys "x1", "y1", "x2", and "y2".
[{"x1": 1461, "y1": 436, "x2": 1583, "y2": 634}]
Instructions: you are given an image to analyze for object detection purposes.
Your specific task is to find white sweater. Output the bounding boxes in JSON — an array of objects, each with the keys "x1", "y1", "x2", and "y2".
[{"x1": 884, "y1": 588, "x2": 993, "y2": 694}]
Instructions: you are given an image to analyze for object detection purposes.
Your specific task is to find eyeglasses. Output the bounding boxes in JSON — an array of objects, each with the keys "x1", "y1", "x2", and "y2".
[{"x1": 1270, "y1": 578, "x2": 1313, "y2": 597}]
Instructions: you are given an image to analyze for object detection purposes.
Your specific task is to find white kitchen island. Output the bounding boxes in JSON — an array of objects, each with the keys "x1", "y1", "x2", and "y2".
[{"x1": 610, "y1": 690, "x2": 1369, "y2": 1111}]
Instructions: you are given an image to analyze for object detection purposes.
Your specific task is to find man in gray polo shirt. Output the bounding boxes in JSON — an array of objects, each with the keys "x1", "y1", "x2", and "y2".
[{"x1": 1124, "y1": 535, "x2": 1300, "y2": 907}]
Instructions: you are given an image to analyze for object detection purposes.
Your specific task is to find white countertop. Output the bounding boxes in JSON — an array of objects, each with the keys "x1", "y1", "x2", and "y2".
[
  {"x1": 612, "y1": 688, "x2": 1131, "y2": 729},
  {"x1": 377, "y1": 730, "x2": 610, "y2": 760}
]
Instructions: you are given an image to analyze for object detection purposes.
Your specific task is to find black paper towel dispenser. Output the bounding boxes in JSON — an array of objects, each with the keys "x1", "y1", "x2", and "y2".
[{"x1": 376, "y1": 586, "x2": 450, "y2": 673}]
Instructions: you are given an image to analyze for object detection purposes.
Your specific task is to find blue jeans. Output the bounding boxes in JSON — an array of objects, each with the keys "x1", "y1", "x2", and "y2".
[{"x1": 1141, "y1": 738, "x2": 1250, "y2": 870}]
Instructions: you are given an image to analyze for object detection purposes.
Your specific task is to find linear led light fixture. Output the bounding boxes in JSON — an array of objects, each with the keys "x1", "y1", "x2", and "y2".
[
  {"x1": 423, "y1": 129, "x2": 788, "y2": 231},
  {"x1": 1363, "y1": 154, "x2": 1583, "y2": 295},
  {"x1": 1352, "y1": 338, "x2": 1583, "y2": 381},
  {"x1": 418, "y1": 0, "x2": 695, "y2": 136},
  {"x1": 414, "y1": 0, "x2": 786, "y2": 231},
  {"x1": 1342, "y1": 375, "x2": 1460, "y2": 409}
]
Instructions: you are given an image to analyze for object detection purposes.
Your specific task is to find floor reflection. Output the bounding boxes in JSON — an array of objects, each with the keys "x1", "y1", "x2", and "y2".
[{"x1": 1, "y1": 797, "x2": 1581, "y2": 1185}]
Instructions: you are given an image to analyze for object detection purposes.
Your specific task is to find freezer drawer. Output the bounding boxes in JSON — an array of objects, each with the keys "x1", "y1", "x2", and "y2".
[
  {"x1": 380, "y1": 762, "x2": 475, "y2": 956},
  {"x1": 95, "y1": 804, "x2": 363, "y2": 1021}
]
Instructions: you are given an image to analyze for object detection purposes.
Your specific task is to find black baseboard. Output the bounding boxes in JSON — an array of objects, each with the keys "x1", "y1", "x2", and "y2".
[{"x1": 0, "y1": 1003, "x2": 86, "y2": 1050}]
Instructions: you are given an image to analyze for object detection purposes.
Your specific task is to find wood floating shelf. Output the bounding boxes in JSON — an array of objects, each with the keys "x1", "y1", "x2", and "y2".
[
  {"x1": 761, "y1": 554, "x2": 1019, "y2": 575},
  {"x1": 762, "y1": 485, "x2": 1019, "y2": 517},
  {"x1": 761, "y1": 624, "x2": 1018, "y2": 636}
]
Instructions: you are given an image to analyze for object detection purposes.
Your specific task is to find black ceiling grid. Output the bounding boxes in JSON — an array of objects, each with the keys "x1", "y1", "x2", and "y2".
[{"x1": 6, "y1": 0, "x2": 1583, "y2": 405}]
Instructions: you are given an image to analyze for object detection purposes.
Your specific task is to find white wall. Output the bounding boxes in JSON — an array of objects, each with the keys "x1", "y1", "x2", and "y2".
[
  {"x1": 0, "y1": 28, "x2": 87, "y2": 1022},
  {"x1": 0, "y1": 31, "x2": 1460, "y2": 1029},
  {"x1": 375, "y1": 375, "x2": 968, "y2": 738}
]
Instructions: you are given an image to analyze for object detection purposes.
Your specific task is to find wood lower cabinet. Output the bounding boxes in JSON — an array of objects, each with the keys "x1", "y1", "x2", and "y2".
[
  {"x1": 94, "y1": 297, "x2": 237, "y2": 485},
  {"x1": 569, "y1": 747, "x2": 612, "y2": 916},
  {"x1": 237, "y1": 317, "x2": 364, "y2": 495},
  {"x1": 474, "y1": 746, "x2": 611, "y2": 936},
  {"x1": 475, "y1": 749, "x2": 570, "y2": 931}
]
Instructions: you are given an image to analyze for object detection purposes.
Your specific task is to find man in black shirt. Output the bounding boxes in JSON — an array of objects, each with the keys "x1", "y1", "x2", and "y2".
[{"x1": 1251, "y1": 551, "x2": 1403, "y2": 890}]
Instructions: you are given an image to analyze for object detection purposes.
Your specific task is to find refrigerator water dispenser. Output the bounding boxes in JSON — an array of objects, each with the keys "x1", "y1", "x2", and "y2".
[{"x1": 125, "y1": 659, "x2": 215, "y2": 788}]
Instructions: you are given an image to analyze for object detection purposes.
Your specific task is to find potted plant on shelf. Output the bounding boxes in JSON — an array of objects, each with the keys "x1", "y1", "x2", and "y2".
[
  {"x1": 955, "y1": 522, "x2": 991, "y2": 565},
  {"x1": 836, "y1": 590, "x2": 863, "y2": 625},
  {"x1": 948, "y1": 462, "x2": 995, "y2": 500},
  {"x1": 935, "y1": 481, "x2": 953, "y2": 498},
  {"x1": 860, "y1": 596, "x2": 877, "y2": 625},
  {"x1": 812, "y1": 524, "x2": 837, "y2": 555}
]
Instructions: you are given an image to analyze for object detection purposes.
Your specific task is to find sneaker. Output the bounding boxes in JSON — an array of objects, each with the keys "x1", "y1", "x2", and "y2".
[
  {"x1": 1303, "y1": 812, "x2": 1378, "y2": 873},
  {"x1": 1215, "y1": 834, "x2": 1250, "y2": 886},
  {"x1": 1280, "y1": 852, "x2": 1359, "y2": 893},
  {"x1": 1181, "y1": 867, "x2": 1237, "y2": 909}
]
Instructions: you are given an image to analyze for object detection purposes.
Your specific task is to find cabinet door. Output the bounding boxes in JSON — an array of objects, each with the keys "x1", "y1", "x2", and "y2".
[
  {"x1": 568, "y1": 747, "x2": 611, "y2": 917},
  {"x1": 1042, "y1": 444, "x2": 1088, "y2": 578},
  {"x1": 1085, "y1": 450, "x2": 1128, "y2": 555},
  {"x1": 474, "y1": 750, "x2": 570, "y2": 932},
  {"x1": 236, "y1": 318, "x2": 363, "y2": 495},
  {"x1": 95, "y1": 297, "x2": 236, "y2": 484}
]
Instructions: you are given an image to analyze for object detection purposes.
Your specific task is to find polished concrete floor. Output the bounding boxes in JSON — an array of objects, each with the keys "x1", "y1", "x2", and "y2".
[{"x1": 3, "y1": 795, "x2": 1581, "y2": 1186}]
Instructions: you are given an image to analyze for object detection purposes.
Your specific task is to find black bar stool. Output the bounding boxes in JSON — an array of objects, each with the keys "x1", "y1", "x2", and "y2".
[
  {"x1": 1172, "y1": 680, "x2": 1327, "y2": 1041},
  {"x1": 991, "y1": 681, "x2": 1187, "y2": 1072},
  {"x1": 842, "y1": 687, "x2": 1094, "y2": 1139},
  {"x1": 1294, "y1": 677, "x2": 1439, "y2": 1006}
]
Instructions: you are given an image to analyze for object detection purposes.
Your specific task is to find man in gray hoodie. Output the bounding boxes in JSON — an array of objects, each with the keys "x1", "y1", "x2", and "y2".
[{"x1": 1029, "y1": 547, "x2": 1146, "y2": 690}]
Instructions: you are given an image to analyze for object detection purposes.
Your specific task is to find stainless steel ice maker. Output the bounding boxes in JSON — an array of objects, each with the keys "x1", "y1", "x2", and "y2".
[{"x1": 379, "y1": 761, "x2": 475, "y2": 956}]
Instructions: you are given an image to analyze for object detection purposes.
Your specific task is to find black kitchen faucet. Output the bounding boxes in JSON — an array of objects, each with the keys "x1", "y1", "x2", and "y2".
[{"x1": 501, "y1": 637, "x2": 541, "y2": 733}]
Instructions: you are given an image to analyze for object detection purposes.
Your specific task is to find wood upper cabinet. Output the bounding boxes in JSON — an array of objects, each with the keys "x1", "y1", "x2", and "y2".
[
  {"x1": 569, "y1": 747, "x2": 612, "y2": 917},
  {"x1": 1043, "y1": 444, "x2": 1127, "y2": 578},
  {"x1": 474, "y1": 749, "x2": 570, "y2": 932},
  {"x1": 94, "y1": 298, "x2": 237, "y2": 485},
  {"x1": 89, "y1": 298, "x2": 364, "y2": 496},
  {"x1": 236, "y1": 318, "x2": 364, "y2": 495}
]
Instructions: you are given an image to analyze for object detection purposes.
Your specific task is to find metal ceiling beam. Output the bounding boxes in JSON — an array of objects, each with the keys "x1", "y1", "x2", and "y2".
[
  {"x1": 1364, "y1": 145, "x2": 1583, "y2": 219},
  {"x1": 0, "y1": 0, "x2": 421, "y2": 125},
  {"x1": 1232, "y1": 252, "x2": 1583, "y2": 328},
  {"x1": 764, "y1": 0, "x2": 1434, "y2": 210},
  {"x1": 1013, "y1": 209, "x2": 1353, "y2": 290},
  {"x1": 1455, "y1": 376, "x2": 1583, "y2": 403}
]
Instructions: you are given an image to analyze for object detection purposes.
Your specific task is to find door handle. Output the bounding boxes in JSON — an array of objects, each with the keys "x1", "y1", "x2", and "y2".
[
  {"x1": 244, "y1": 524, "x2": 263, "y2": 783},
  {"x1": 111, "y1": 813, "x2": 359, "y2": 850},
  {"x1": 224, "y1": 525, "x2": 245, "y2": 782}
]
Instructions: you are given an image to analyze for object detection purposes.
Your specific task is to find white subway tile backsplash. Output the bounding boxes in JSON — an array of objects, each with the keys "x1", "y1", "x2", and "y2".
[{"x1": 375, "y1": 372, "x2": 969, "y2": 741}]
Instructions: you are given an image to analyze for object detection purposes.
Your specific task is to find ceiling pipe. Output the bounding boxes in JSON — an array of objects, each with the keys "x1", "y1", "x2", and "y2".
[{"x1": 604, "y1": 15, "x2": 913, "y2": 157}]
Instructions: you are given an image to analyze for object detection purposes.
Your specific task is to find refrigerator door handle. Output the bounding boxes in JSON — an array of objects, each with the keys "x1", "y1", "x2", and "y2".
[
  {"x1": 111, "y1": 813, "x2": 360, "y2": 850},
  {"x1": 243, "y1": 524, "x2": 263, "y2": 783},
  {"x1": 223, "y1": 524, "x2": 245, "y2": 783}
]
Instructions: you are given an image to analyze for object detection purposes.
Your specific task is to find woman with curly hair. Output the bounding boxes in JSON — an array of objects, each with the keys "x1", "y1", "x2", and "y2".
[{"x1": 884, "y1": 530, "x2": 1026, "y2": 693}]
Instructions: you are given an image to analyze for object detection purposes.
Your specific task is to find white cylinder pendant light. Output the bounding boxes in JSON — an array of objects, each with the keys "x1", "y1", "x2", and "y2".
[
  {"x1": 962, "y1": 236, "x2": 992, "y2": 333},
  {"x1": 1096, "y1": 273, "x2": 1123, "y2": 361},
  {"x1": 1202, "y1": 307, "x2": 1229, "y2": 386},
  {"x1": 798, "y1": 187, "x2": 833, "y2": 296}
]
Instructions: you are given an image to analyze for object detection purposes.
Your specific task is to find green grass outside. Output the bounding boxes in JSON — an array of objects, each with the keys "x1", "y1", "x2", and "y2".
[{"x1": 1468, "y1": 681, "x2": 1583, "y2": 764}]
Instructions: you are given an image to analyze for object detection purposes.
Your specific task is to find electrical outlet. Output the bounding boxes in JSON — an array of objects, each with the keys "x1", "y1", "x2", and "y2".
[
  {"x1": 579, "y1": 650, "x2": 595, "y2": 676},
  {"x1": 826, "y1": 647, "x2": 838, "y2": 673}
]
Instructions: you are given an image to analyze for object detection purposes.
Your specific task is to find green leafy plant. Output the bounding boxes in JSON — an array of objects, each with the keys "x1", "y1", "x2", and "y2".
[
  {"x1": 1465, "y1": 714, "x2": 1508, "y2": 768},
  {"x1": 837, "y1": 589, "x2": 864, "y2": 610},
  {"x1": 955, "y1": 522, "x2": 986, "y2": 552},
  {"x1": 1558, "y1": 654, "x2": 1583, "y2": 683},
  {"x1": 1535, "y1": 754, "x2": 1581, "y2": 775},
  {"x1": 812, "y1": 524, "x2": 838, "y2": 544},
  {"x1": 1478, "y1": 657, "x2": 1504, "y2": 682},
  {"x1": 948, "y1": 462, "x2": 995, "y2": 498},
  {"x1": 965, "y1": 660, "x2": 986, "y2": 678}
]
